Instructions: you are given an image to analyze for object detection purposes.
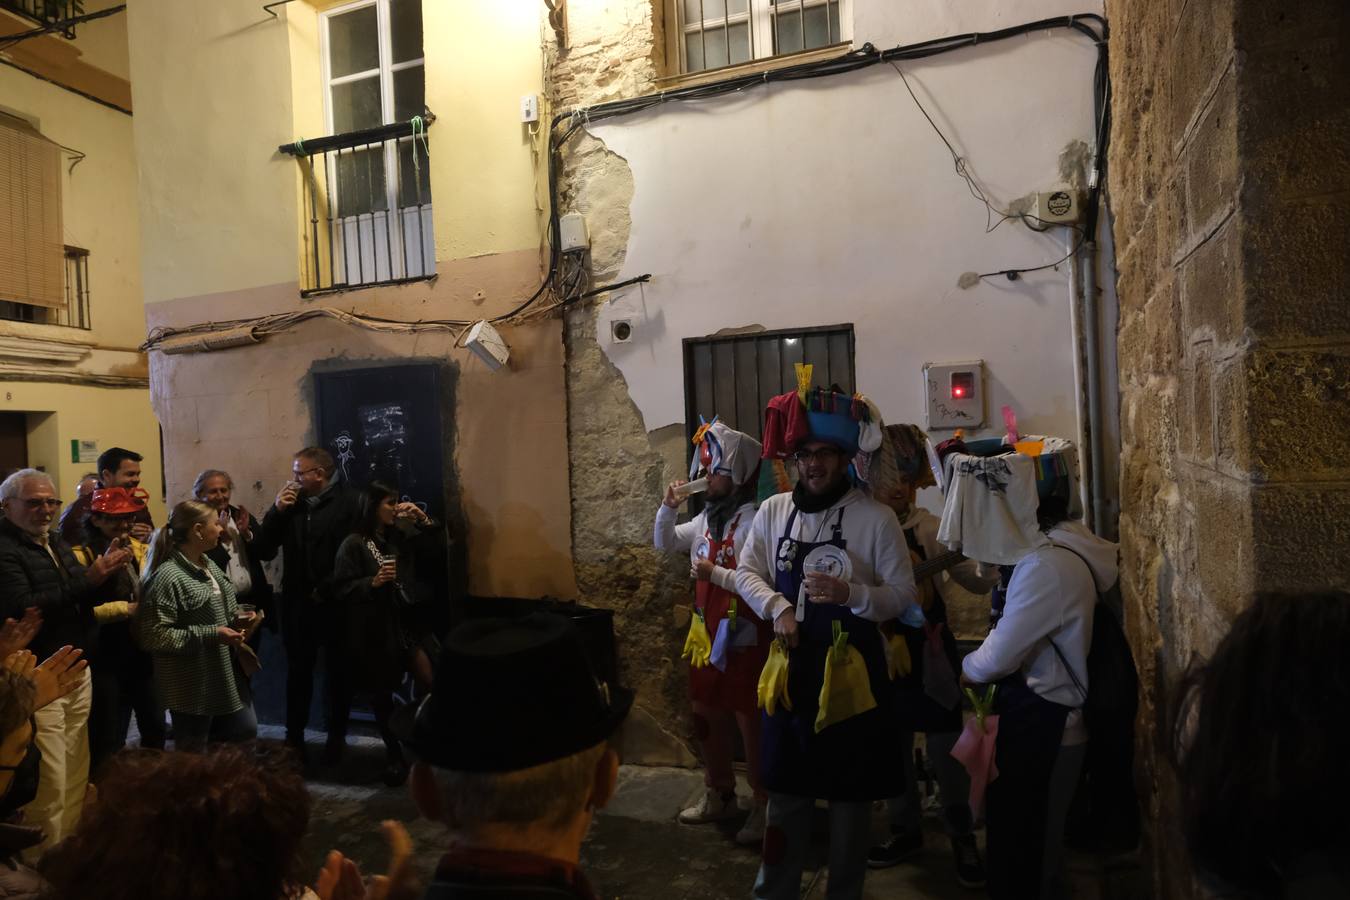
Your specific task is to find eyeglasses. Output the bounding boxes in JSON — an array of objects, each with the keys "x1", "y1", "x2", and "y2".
[
  {"x1": 291, "y1": 466, "x2": 322, "y2": 478},
  {"x1": 791, "y1": 448, "x2": 843, "y2": 464},
  {"x1": 21, "y1": 498, "x2": 62, "y2": 511}
]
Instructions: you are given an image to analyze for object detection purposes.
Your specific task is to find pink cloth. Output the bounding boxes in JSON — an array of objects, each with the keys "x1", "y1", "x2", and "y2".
[
  {"x1": 761, "y1": 391, "x2": 811, "y2": 459},
  {"x1": 950, "y1": 713, "x2": 1000, "y2": 818}
]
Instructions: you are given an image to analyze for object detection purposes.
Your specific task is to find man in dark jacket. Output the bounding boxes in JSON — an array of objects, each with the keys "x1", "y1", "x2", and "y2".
[
  {"x1": 255, "y1": 447, "x2": 360, "y2": 764},
  {"x1": 57, "y1": 448, "x2": 154, "y2": 545},
  {"x1": 0, "y1": 469, "x2": 126, "y2": 853}
]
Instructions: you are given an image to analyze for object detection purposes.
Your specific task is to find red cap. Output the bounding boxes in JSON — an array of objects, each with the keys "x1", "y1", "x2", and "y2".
[{"x1": 90, "y1": 487, "x2": 148, "y2": 516}]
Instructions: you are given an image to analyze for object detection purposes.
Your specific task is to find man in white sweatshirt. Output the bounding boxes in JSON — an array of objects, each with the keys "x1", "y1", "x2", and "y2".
[
  {"x1": 736, "y1": 390, "x2": 916, "y2": 900},
  {"x1": 958, "y1": 460, "x2": 1119, "y2": 900},
  {"x1": 654, "y1": 421, "x2": 769, "y2": 846}
]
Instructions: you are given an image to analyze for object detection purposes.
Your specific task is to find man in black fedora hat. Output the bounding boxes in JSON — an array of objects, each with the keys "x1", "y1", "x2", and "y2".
[{"x1": 352, "y1": 612, "x2": 632, "y2": 899}]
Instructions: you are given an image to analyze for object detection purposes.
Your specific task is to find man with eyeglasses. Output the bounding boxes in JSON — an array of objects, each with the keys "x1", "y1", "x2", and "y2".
[
  {"x1": 736, "y1": 391, "x2": 917, "y2": 900},
  {"x1": 256, "y1": 446, "x2": 361, "y2": 766},
  {"x1": 0, "y1": 468, "x2": 129, "y2": 853}
]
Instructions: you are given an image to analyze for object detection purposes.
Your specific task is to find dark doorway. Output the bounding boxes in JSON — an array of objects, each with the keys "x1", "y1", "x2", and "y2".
[{"x1": 0, "y1": 413, "x2": 28, "y2": 476}]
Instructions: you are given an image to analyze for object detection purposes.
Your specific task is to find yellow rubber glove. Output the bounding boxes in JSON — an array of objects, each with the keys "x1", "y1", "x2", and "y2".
[
  {"x1": 757, "y1": 639, "x2": 793, "y2": 715},
  {"x1": 682, "y1": 611, "x2": 712, "y2": 669},
  {"x1": 816, "y1": 621, "x2": 877, "y2": 733},
  {"x1": 885, "y1": 631, "x2": 912, "y2": 679}
]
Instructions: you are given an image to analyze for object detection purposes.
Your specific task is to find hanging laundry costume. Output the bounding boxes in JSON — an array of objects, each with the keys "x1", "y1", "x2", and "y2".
[
  {"x1": 737, "y1": 385, "x2": 917, "y2": 900},
  {"x1": 941, "y1": 436, "x2": 1119, "y2": 900},
  {"x1": 654, "y1": 420, "x2": 771, "y2": 843}
]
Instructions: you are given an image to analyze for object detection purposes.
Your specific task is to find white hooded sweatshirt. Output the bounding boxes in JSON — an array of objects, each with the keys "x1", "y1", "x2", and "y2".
[{"x1": 961, "y1": 520, "x2": 1119, "y2": 742}]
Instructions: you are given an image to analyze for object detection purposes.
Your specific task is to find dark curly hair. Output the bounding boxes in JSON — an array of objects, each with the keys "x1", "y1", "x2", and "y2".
[
  {"x1": 1171, "y1": 590, "x2": 1350, "y2": 897},
  {"x1": 39, "y1": 744, "x2": 312, "y2": 900}
]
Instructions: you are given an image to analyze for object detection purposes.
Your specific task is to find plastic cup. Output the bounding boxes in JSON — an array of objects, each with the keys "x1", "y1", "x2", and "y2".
[{"x1": 674, "y1": 477, "x2": 708, "y2": 500}]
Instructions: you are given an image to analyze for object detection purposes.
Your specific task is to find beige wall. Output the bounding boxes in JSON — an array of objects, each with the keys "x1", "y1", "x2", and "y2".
[
  {"x1": 0, "y1": 10, "x2": 161, "y2": 520},
  {"x1": 130, "y1": 0, "x2": 575, "y2": 599},
  {"x1": 1, "y1": 381, "x2": 166, "y2": 525}
]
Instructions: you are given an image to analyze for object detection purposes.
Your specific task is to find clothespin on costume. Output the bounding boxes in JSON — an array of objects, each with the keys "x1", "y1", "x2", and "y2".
[{"x1": 795, "y1": 363, "x2": 813, "y2": 404}]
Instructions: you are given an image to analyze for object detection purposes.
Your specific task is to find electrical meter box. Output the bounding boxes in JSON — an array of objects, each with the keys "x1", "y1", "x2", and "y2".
[{"x1": 924, "y1": 360, "x2": 986, "y2": 430}]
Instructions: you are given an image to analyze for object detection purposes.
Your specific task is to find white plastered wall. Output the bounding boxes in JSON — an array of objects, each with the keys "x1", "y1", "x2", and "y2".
[{"x1": 589, "y1": 0, "x2": 1116, "y2": 516}]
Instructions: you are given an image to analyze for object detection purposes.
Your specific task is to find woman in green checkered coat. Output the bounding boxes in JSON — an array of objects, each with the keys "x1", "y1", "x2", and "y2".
[{"x1": 136, "y1": 501, "x2": 258, "y2": 752}]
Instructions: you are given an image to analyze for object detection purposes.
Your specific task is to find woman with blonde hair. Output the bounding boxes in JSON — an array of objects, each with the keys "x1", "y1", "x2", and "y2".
[{"x1": 136, "y1": 501, "x2": 260, "y2": 752}]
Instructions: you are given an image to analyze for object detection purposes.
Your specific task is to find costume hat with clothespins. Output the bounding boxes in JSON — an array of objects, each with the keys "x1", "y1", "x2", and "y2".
[{"x1": 864, "y1": 424, "x2": 938, "y2": 499}]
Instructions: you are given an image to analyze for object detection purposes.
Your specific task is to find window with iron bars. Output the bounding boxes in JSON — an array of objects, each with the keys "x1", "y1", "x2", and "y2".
[
  {"x1": 290, "y1": 0, "x2": 432, "y2": 296},
  {"x1": 683, "y1": 323, "x2": 855, "y2": 477},
  {"x1": 670, "y1": 0, "x2": 849, "y2": 74},
  {"x1": 0, "y1": 246, "x2": 91, "y2": 329}
]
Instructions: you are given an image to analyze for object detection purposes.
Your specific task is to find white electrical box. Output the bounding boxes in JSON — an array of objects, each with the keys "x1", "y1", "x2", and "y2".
[
  {"x1": 520, "y1": 93, "x2": 539, "y2": 123},
  {"x1": 1034, "y1": 189, "x2": 1083, "y2": 225},
  {"x1": 924, "y1": 360, "x2": 986, "y2": 430},
  {"x1": 559, "y1": 211, "x2": 589, "y2": 251},
  {"x1": 465, "y1": 320, "x2": 510, "y2": 371}
]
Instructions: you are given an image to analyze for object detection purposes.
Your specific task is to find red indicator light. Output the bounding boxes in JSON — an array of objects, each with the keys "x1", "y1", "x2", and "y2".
[{"x1": 950, "y1": 371, "x2": 975, "y2": 401}]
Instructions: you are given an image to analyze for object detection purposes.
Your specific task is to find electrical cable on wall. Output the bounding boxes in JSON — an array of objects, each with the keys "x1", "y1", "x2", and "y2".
[{"x1": 144, "y1": 13, "x2": 1108, "y2": 353}]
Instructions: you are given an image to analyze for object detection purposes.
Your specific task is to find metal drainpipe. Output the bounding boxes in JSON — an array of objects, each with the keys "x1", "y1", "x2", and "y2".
[
  {"x1": 1082, "y1": 238, "x2": 1107, "y2": 537},
  {"x1": 1066, "y1": 239, "x2": 1093, "y2": 527}
]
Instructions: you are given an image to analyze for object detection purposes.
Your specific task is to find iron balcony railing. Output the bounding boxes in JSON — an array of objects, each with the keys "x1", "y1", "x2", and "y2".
[
  {"x1": 0, "y1": 0, "x2": 85, "y2": 36},
  {"x1": 279, "y1": 114, "x2": 435, "y2": 297},
  {"x1": 0, "y1": 246, "x2": 92, "y2": 329}
]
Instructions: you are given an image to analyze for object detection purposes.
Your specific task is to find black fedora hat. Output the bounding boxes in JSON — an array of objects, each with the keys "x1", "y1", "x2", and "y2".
[{"x1": 395, "y1": 612, "x2": 633, "y2": 772}]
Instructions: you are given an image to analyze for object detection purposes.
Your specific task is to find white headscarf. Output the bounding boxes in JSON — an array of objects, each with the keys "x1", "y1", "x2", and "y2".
[{"x1": 690, "y1": 421, "x2": 763, "y2": 487}]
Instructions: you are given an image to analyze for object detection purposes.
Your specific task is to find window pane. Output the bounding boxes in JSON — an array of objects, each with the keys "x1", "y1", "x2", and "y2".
[
  {"x1": 730, "y1": 0, "x2": 748, "y2": 13},
  {"x1": 702, "y1": 26, "x2": 728, "y2": 69},
  {"x1": 775, "y1": 7, "x2": 804, "y2": 54},
  {"x1": 804, "y1": 2, "x2": 837, "y2": 49},
  {"x1": 685, "y1": 32, "x2": 704, "y2": 72},
  {"x1": 397, "y1": 139, "x2": 432, "y2": 208},
  {"x1": 390, "y1": 0, "x2": 423, "y2": 63},
  {"x1": 331, "y1": 75, "x2": 382, "y2": 132},
  {"x1": 728, "y1": 22, "x2": 750, "y2": 64},
  {"x1": 336, "y1": 146, "x2": 388, "y2": 218},
  {"x1": 393, "y1": 65, "x2": 424, "y2": 120},
  {"x1": 328, "y1": 5, "x2": 379, "y2": 78}
]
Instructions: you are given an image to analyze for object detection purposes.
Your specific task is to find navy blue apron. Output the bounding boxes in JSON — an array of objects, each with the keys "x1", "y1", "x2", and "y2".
[{"x1": 760, "y1": 504, "x2": 903, "y2": 801}]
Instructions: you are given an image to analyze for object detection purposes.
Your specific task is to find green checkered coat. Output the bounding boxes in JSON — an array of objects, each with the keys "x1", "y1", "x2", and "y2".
[{"x1": 136, "y1": 553, "x2": 243, "y2": 717}]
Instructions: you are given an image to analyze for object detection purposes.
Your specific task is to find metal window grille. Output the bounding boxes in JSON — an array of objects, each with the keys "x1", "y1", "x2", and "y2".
[
  {"x1": 677, "y1": 0, "x2": 844, "y2": 74},
  {"x1": 0, "y1": 245, "x2": 91, "y2": 329},
  {"x1": 279, "y1": 118, "x2": 435, "y2": 297},
  {"x1": 682, "y1": 323, "x2": 855, "y2": 447}
]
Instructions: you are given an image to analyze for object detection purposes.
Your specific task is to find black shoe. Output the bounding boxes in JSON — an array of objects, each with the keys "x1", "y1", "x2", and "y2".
[
  {"x1": 867, "y1": 828, "x2": 924, "y2": 869},
  {"x1": 951, "y1": 834, "x2": 987, "y2": 889},
  {"x1": 382, "y1": 757, "x2": 410, "y2": 787}
]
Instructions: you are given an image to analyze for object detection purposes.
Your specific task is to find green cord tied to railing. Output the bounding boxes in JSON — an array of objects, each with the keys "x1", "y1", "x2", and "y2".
[{"x1": 410, "y1": 115, "x2": 430, "y2": 183}]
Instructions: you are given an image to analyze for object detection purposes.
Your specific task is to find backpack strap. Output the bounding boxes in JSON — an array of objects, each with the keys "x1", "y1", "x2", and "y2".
[{"x1": 1044, "y1": 542, "x2": 1096, "y2": 705}]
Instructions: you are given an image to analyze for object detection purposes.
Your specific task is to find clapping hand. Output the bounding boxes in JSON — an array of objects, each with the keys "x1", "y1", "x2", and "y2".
[
  {"x1": 233, "y1": 505, "x2": 253, "y2": 540},
  {"x1": 129, "y1": 522, "x2": 153, "y2": 543},
  {"x1": 3, "y1": 646, "x2": 89, "y2": 709},
  {"x1": 313, "y1": 820, "x2": 416, "y2": 900},
  {"x1": 0, "y1": 607, "x2": 41, "y2": 657},
  {"x1": 87, "y1": 544, "x2": 133, "y2": 585}
]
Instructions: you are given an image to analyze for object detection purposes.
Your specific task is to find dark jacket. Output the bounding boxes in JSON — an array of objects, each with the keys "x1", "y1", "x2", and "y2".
[
  {"x1": 333, "y1": 522, "x2": 440, "y2": 689},
  {"x1": 70, "y1": 530, "x2": 151, "y2": 678},
  {"x1": 255, "y1": 479, "x2": 361, "y2": 607},
  {"x1": 423, "y1": 848, "x2": 599, "y2": 900},
  {"x1": 57, "y1": 493, "x2": 153, "y2": 546},
  {"x1": 206, "y1": 507, "x2": 277, "y2": 623},
  {"x1": 0, "y1": 520, "x2": 99, "y2": 658}
]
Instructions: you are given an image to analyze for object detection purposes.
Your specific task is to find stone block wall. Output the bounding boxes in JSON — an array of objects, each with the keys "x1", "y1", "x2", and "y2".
[
  {"x1": 1106, "y1": 0, "x2": 1350, "y2": 893},
  {"x1": 548, "y1": 1, "x2": 698, "y2": 764}
]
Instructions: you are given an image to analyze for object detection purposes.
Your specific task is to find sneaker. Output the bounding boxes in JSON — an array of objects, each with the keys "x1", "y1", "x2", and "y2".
[
  {"x1": 867, "y1": 828, "x2": 924, "y2": 868},
  {"x1": 677, "y1": 789, "x2": 740, "y2": 825},
  {"x1": 951, "y1": 834, "x2": 987, "y2": 889},
  {"x1": 735, "y1": 803, "x2": 767, "y2": 846}
]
